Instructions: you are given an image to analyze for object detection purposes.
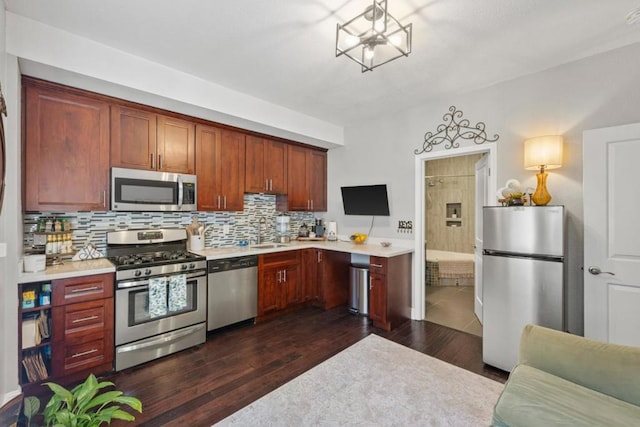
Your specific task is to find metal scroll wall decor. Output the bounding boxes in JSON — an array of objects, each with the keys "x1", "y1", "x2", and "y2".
[
  {"x1": 414, "y1": 105, "x2": 499, "y2": 154},
  {"x1": 0, "y1": 83, "x2": 6, "y2": 215}
]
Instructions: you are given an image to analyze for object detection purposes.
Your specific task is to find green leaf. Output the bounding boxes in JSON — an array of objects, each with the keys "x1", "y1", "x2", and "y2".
[
  {"x1": 112, "y1": 396, "x2": 142, "y2": 413},
  {"x1": 109, "y1": 409, "x2": 137, "y2": 421},
  {"x1": 84, "y1": 390, "x2": 122, "y2": 411},
  {"x1": 23, "y1": 395, "x2": 40, "y2": 419},
  {"x1": 44, "y1": 381, "x2": 74, "y2": 404}
]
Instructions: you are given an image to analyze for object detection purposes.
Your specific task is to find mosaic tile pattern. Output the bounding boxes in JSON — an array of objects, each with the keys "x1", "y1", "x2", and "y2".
[
  {"x1": 23, "y1": 194, "x2": 316, "y2": 259},
  {"x1": 426, "y1": 260, "x2": 440, "y2": 286}
]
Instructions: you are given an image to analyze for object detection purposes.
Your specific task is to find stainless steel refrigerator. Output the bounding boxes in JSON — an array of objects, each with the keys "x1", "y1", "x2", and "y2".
[{"x1": 482, "y1": 205, "x2": 565, "y2": 372}]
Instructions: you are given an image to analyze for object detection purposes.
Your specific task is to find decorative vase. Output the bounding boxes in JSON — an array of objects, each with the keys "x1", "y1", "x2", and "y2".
[{"x1": 532, "y1": 172, "x2": 552, "y2": 206}]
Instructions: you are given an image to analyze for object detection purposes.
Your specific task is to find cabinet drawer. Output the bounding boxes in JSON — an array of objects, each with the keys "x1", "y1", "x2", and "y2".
[
  {"x1": 60, "y1": 338, "x2": 110, "y2": 376},
  {"x1": 369, "y1": 257, "x2": 387, "y2": 275},
  {"x1": 53, "y1": 273, "x2": 114, "y2": 306},
  {"x1": 260, "y1": 251, "x2": 300, "y2": 267},
  {"x1": 52, "y1": 298, "x2": 114, "y2": 344}
]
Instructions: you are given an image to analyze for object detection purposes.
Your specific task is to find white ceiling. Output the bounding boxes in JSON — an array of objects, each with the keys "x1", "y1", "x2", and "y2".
[{"x1": 6, "y1": 0, "x2": 640, "y2": 127}]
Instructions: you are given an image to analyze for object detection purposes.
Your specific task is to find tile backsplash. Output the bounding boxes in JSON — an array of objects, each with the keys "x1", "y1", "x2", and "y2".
[{"x1": 23, "y1": 194, "x2": 316, "y2": 257}]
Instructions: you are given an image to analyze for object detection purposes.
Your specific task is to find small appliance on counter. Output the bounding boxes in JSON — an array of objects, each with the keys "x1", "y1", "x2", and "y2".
[
  {"x1": 314, "y1": 218, "x2": 325, "y2": 238},
  {"x1": 327, "y1": 221, "x2": 338, "y2": 241},
  {"x1": 276, "y1": 214, "x2": 291, "y2": 243},
  {"x1": 186, "y1": 215, "x2": 206, "y2": 251},
  {"x1": 298, "y1": 223, "x2": 309, "y2": 238}
]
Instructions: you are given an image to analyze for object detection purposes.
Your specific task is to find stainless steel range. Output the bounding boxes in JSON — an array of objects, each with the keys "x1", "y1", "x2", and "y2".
[{"x1": 107, "y1": 228, "x2": 207, "y2": 371}]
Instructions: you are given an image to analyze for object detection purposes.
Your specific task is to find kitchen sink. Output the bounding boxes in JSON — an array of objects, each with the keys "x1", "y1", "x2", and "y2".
[{"x1": 251, "y1": 243, "x2": 289, "y2": 249}]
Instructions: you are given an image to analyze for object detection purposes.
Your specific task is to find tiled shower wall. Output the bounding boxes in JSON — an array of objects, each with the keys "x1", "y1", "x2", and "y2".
[
  {"x1": 23, "y1": 194, "x2": 315, "y2": 257},
  {"x1": 425, "y1": 154, "x2": 483, "y2": 254}
]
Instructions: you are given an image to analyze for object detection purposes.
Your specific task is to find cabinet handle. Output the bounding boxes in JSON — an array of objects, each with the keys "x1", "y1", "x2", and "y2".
[
  {"x1": 283, "y1": 269, "x2": 287, "y2": 282},
  {"x1": 158, "y1": 154, "x2": 163, "y2": 170},
  {"x1": 277, "y1": 270, "x2": 282, "y2": 283},
  {"x1": 317, "y1": 251, "x2": 322, "y2": 263},
  {"x1": 223, "y1": 196, "x2": 227, "y2": 209},
  {"x1": 70, "y1": 286, "x2": 100, "y2": 294},
  {"x1": 370, "y1": 264, "x2": 383, "y2": 268},
  {"x1": 217, "y1": 195, "x2": 221, "y2": 209},
  {"x1": 72, "y1": 315, "x2": 99, "y2": 324},
  {"x1": 307, "y1": 200, "x2": 310, "y2": 209},
  {"x1": 150, "y1": 153, "x2": 155, "y2": 169},
  {"x1": 269, "y1": 179, "x2": 273, "y2": 191},
  {"x1": 102, "y1": 190, "x2": 106, "y2": 208},
  {"x1": 265, "y1": 179, "x2": 269, "y2": 191},
  {"x1": 369, "y1": 281, "x2": 373, "y2": 290},
  {"x1": 311, "y1": 199, "x2": 314, "y2": 210},
  {"x1": 71, "y1": 348, "x2": 98, "y2": 359}
]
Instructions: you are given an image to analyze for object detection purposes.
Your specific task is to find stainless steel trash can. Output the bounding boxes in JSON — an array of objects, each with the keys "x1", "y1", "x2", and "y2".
[{"x1": 349, "y1": 265, "x2": 369, "y2": 315}]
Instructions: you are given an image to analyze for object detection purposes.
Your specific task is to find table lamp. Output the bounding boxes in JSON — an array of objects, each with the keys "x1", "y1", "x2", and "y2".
[{"x1": 524, "y1": 135, "x2": 563, "y2": 206}]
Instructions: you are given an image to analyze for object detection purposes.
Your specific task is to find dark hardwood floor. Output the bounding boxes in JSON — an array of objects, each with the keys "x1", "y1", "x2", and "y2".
[{"x1": 26, "y1": 307, "x2": 507, "y2": 427}]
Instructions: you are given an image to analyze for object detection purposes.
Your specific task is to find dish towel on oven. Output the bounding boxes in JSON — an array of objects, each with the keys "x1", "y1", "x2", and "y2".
[
  {"x1": 168, "y1": 274, "x2": 187, "y2": 312},
  {"x1": 148, "y1": 277, "x2": 168, "y2": 318}
]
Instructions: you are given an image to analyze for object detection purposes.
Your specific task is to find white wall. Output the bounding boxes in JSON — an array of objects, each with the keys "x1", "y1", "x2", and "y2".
[
  {"x1": 327, "y1": 42, "x2": 640, "y2": 334},
  {"x1": 1, "y1": 5, "x2": 23, "y2": 405}
]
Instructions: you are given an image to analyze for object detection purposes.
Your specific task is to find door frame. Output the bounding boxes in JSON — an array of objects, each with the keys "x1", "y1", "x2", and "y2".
[{"x1": 412, "y1": 143, "x2": 498, "y2": 320}]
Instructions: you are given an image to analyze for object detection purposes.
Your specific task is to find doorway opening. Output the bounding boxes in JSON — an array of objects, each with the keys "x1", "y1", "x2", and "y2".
[
  {"x1": 424, "y1": 154, "x2": 483, "y2": 336},
  {"x1": 412, "y1": 143, "x2": 497, "y2": 331}
]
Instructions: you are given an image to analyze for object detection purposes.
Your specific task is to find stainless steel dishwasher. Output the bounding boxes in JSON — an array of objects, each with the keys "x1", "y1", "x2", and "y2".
[{"x1": 207, "y1": 255, "x2": 259, "y2": 331}]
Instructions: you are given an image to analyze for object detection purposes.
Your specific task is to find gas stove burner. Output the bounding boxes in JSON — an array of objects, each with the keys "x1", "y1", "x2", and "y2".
[{"x1": 165, "y1": 250, "x2": 188, "y2": 261}]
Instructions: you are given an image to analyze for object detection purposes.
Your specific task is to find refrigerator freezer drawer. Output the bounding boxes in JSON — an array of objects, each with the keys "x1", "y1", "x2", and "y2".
[
  {"x1": 483, "y1": 206, "x2": 564, "y2": 257},
  {"x1": 482, "y1": 254, "x2": 564, "y2": 372}
]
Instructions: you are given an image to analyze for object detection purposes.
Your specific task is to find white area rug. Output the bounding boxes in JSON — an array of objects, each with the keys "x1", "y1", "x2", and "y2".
[{"x1": 216, "y1": 334, "x2": 504, "y2": 426}]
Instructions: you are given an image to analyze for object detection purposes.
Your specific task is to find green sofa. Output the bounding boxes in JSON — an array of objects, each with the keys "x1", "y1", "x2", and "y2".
[{"x1": 492, "y1": 324, "x2": 640, "y2": 426}]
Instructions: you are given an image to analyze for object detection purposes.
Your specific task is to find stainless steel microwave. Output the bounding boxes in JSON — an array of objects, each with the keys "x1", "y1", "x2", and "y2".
[{"x1": 111, "y1": 167, "x2": 197, "y2": 211}]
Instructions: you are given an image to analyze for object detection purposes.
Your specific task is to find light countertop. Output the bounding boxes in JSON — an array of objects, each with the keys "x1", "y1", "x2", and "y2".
[
  {"x1": 191, "y1": 239, "x2": 414, "y2": 260},
  {"x1": 18, "y1": 240, "x2": 413, "y2": 283},
  {"x1": 18, "y1": 258, "x2": 116, "y2": 284}
]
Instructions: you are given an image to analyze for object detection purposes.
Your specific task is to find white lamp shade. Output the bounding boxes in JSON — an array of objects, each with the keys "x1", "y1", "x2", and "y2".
[{"x1": 524, "y1": 135, "x2": 564, "y2": 170}]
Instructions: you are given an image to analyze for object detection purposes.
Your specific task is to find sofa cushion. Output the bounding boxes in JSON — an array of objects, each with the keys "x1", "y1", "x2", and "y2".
[{"x1": 493, "y1": 364, "x2": 640, "y2": 427}]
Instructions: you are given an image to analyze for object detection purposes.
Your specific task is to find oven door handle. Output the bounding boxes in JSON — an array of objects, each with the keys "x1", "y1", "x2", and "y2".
[
  {"x1": 117, "y1": 271, "x2": 206, "y2": 289},
  {"x1": 116, "y1": 323, "x2": 205, "y2": 354}
]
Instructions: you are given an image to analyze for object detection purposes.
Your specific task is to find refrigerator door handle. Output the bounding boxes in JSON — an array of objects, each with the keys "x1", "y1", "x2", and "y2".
[{"x1": 587, "y1": 266, "x2": 615, "y2": 276}]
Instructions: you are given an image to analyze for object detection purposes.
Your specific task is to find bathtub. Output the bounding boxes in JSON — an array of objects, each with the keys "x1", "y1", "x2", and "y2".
[{"x1": 425, "y1": 249, "x2": 475, "y2": 286}]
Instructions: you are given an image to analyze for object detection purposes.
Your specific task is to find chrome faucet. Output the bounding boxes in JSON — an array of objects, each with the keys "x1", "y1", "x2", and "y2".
[{"x1": 256, "y1": 216, "x2": 267, "y2": 244}]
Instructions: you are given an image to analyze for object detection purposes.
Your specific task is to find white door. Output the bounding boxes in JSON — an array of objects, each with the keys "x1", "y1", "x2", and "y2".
[
  {"x1": 584, "y1": 123, "x2": 640, "y2": 345},
  {"x1": 474, "y1": 154, "x2": 489, "y2": 324}
]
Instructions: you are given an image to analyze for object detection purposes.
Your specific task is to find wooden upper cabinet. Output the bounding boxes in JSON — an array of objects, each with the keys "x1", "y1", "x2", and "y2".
[
  {"x1": 110, "y1": 105, "x2": 156, "y2": 171},
  {"x1": 195, "y1": 125, "x2": 245, "y2": 211},
  {"x1": 157, "y1": 115, "x2": 195, "y2": 174},
  {"x1": 24, "y1": 82, "x2": 110, "y2": 212},
  {"x1": 111, "y1": 105, "x2": 195, "y2": 174},
  {"x1": 245, "y1": 136, "x2": 287, "y2": 194},
  {"x1": 283, "y1": 145, "x2": 327, "y2": 212}
]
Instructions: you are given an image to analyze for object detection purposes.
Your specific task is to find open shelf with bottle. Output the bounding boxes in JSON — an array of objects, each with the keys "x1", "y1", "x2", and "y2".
[
  {"x1": 446, "y1": 203, "x2": 462, "y2": 227},
  {"x1": 32, "y1": 231, "x2": 75, "y2": 265}
]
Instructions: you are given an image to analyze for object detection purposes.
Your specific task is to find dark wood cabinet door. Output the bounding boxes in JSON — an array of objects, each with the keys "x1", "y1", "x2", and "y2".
[
  {"x1": 245, "y1": 135, "x2": 267, "y2": 193},
  {"x1": 309, "y1": 150, "x2": 327, "y2": 212},
  {"x1": 157, "y1": 115, "x2": 195, "y2": 174},
  {"x1": 110, "y1": 105, "x2": 157, "y2": 171},
  {"x1": 301, "y1": 248, "x2": 318, "y2": 303},
  {"x1": 319, "y1": 250, "x2": 351, "y2": 309},
  {"x1": 286, "y1": 144, "x2": 310, "y2": 210},
  {"x1": 283, "y1": 264, "x2": 302, "y2": 307},
  {"x1": 24, "y1": 83, "x2": 110, "y2": 211},
  {"x1": 195, "y1": 124, "x2": 221, "y2": 211},
  {"x1": 219, "y1": 129, "x2": 246, "y2": 211},
  {"x1": 369, "y1": 273, "x2": 387, "y2": 327},
  {"x1": 265, "y1": 139, "x2": 287, "y2": 194},
  {"x1": 259, "y1": 267, "x2": 281, "y2": 316}
]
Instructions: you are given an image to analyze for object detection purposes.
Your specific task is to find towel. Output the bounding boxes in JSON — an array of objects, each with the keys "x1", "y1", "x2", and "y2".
[
  {"x1": 168, "y1": 274, "x2": 188, "y2": 312},
  {"x1": 438, "y1": 260, "x2": 474, "y2": 279},
  {"x1": 148, "y1": 277, "x2": 167, "y2": 318}
]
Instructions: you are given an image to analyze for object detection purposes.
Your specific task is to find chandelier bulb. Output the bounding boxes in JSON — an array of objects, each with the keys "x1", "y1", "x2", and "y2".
[{"x1": 365, "y1": 45, "x2": 375, "y2": 60}]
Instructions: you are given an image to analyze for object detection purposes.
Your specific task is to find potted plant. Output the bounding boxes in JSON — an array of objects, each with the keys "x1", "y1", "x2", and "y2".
[{"x1": 23, "y1": 374, "x2": 142, "y2": 427}]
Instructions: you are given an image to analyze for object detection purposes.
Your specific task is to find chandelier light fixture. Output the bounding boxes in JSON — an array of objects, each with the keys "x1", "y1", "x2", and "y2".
[{"x1": 336, "y1": 0, "x2": 412, "y2": 72}]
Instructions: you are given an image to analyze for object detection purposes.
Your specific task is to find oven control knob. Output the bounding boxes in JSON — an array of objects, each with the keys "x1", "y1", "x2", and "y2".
[
  {"x1": 144, "y1": 269, "x2": 152, "y2": 276},
  {"x1": 134, "y1": 270, "x2": 142, "y2": 277},
  {"x1": 181, "y1": 264, "x2": 188, "y2": 271}
]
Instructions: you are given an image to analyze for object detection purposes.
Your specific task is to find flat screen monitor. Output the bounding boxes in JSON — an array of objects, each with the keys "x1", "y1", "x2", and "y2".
[{"x1": 340, "y1": 184, "x2": 390, "y2": 216}]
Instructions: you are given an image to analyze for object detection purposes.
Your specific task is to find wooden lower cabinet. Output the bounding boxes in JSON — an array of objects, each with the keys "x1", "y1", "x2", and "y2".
[
  {"x1": 18, "y1": 273, "x2": 115, "y2": 393},
  {"x1": 368, "y1": 254, "x2": 412, "y2": 331},
  {"x1": 317, "y1": 250, "x2": 351, "y2": 309},
  {"x1": 258, "y1": 252, "x2": 302, "y2": 317}
]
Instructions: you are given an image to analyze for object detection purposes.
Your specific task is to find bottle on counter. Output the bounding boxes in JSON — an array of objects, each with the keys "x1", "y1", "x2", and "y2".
[{"x1": 45, "y1": 235, "x2": 53, "y2": 255}]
